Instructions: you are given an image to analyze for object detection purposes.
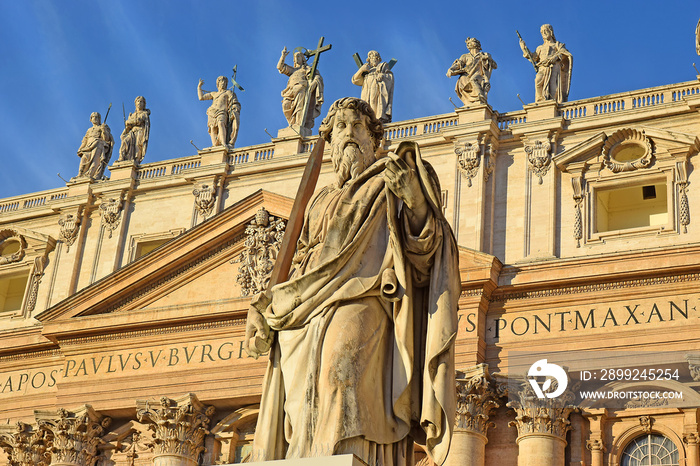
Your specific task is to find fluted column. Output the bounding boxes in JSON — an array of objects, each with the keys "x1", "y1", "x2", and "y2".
[
  {"x1": 507, "y1": 384, "x2": 577, "y2": 466},
  {"x1": 136, "y1": 393, "x2": 215, "y2": 466},
  {"x1": 684, "y1": 432, "x2": 700, "y2": 466},
  {"x1": 35, "y1": 405, "x2": 111, "y2": 466},
  {"x1": 0, "y1": 421, "x2": 51, "y2": 466},
  {"x1": 445, "y1": 364, "x2": 499, "y2": 466}
]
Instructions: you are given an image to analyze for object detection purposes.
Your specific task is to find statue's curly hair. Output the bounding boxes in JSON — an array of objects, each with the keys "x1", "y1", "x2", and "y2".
[{"x1": 319, "y1": 97, "x2": 384, "y2": 150}]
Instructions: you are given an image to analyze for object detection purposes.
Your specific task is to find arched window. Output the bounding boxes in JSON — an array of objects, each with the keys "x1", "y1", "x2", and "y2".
[{"x1": 621, "y1": 433, "x2": 679, "y2": 466}]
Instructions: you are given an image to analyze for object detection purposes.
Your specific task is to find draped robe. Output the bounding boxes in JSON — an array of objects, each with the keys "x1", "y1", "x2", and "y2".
[{"x1": 252, "y1": 142, "x2": 459, "y2": 465}]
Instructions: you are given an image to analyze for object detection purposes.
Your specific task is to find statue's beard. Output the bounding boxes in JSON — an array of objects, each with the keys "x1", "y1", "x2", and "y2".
[{"x1": 331, "y1": 138, "x2": 375, "y2": 188}]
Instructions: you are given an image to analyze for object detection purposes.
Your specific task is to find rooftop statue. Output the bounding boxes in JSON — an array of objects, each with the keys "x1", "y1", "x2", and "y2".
[
  {"x1": 277, "y1": 39, "x2": 330, "y2": 133},
  {"x1": 197, "y1": 76, "x2": 241, "y2": 148},
  {"x1": 519, "y1": 24, "x2": 573, "y2": 103},
  {"x1": 352, "y1": 50, "x2": 395, "y2": 123},
  {"x1": 76, "y1": 111, "x2": 114, "y2": 180},
  {"x1": 696, "y1": 18, "x2": 700, "y2": 55},
  {"x1": 118, "y1": 96, "x2": 150, "y2": 163},
  {"x1": 246, "y1": 97, "x2": 459, "y2": 465},
  {"x1": 446, "y1": 37, "x2": 497, "y2": 106}
]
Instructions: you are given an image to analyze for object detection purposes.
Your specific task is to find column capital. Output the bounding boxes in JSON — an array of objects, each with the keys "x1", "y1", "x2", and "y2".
[
  {"x1": 136, "y1": 393, "x2": 215, "y2": 465},
  {"x1": 506, "y1": 382, "x2": 577, "y2": 440},
  {"x1": 35, "y1": 405, "x2": 111, "y2": 466},
  {"x1": 455, "y1": 367, "x2": 500, "y2": 437},
  {"x1": 0, "y1": 421, "x2": 51, "y2": 466}
]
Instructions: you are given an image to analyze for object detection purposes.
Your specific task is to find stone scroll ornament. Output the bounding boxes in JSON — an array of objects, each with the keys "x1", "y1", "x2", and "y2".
[
  {"x1": 58, "y1": 209, "x2": 82, "y2": 252},
  {"x1": 455, "y1": 140, "x2": 481, "y2": 187},
  {"x1": 99, "y1": 195, "x2": 123, "y2": 239},
  {"x1": 525, "y1": 139, "x2": 552, "y2": 184},
  {"x1": 193, "y1": 183, "x2": 217, "y2": 219},
  {"x1": 572, "y1": 176, "x2": 584, "y2": 247},
  {"x1": 677, "y1": 160, "x2": 691, "y2": 233},
  {"x1": 0, "y1": 421, "x2": 51, "y2": 466},
  {"x1": 233, "y1": 207, "x2": 286, "y2": 296},
  {"x1": 25, "y1": 256, "x2": 47, "y2": 313}
]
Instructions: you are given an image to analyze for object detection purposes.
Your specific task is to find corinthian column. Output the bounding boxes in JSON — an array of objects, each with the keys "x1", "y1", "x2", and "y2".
[
  {"x1": 136, "y1": 393, "x2": 215, "y2": 466},
  {"x1": 35, "y1": 405, "x2": 111, "y2": 466},
  {"x1": 507, "y1": 384, "x2": 577, "y2": 466},
  {"x1": 444, "y1": 364, "x2": 499, "y2": 466},
  {"x1": 0, "y1": 421, "x2": 51, "y2": 466}
]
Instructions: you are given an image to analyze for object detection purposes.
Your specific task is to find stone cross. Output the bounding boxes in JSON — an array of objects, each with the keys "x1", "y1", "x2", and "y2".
[
  {"x1": 300, "y1": 36, "x2": 332, "y2": 127},
  {"x1": 231, "y1": 65, "x2": 245, "y2": 92}
]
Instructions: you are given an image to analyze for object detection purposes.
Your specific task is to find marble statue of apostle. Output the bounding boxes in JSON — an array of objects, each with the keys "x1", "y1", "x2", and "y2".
[
  {"x1": 77, "y1": 112, "x2": 114, "y2": 180},
  {"x1": 277, "y1": 47, "x2": 324, "y2": 131},
  {"x1": 197, "y1": 76, "x2": 241, "y2": 147},
  {"x1": 446, "y1": 38, "x2": 497, "y2": 105},
  {"x1": 696, "y1": 18, "x2": 700, "y2": 55},
  {"x1": 352, "y1": 50, "x2": 394, "y2": 123},
  {"x1": 520, "y1": 24, "x2": 573, "y2": 103},
  {"x1": 118, "y1": 96, "x2": 150, "y2": 163},
  {"x1": 246, "y1": 97, "x2": 459, "y2": 466}
]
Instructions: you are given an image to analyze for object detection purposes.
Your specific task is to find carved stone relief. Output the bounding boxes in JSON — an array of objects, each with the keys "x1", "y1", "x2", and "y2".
[
  {"x1": 25, "y1": 256, "x2": 47, "y2": 313},
  {"x1": 601, "y1": 128, "x2": 653, "y2": 173},
  {"x1": 193, "y1": 183, "x2": 217, "y2": 219},
  {"x1": 136, "y1": 394, "x2": 215, "y2": 466},
  {"x1": 638, "y1": 415, "x2": 653, "y2": 433},
  {"x1": 586, "y1": 438, "x2": 606, "y2": 453},
  {"x1": 233, "y1": 208, "x2": 286, "y2": 296},
  {"x1": 677, "y1": 160, "x2": 691, "y2": 233},
  {"x1": 0, "y1": 230, "x2": 27, "y2": 265},
  {"x1": 58, "y1": 209, "x2": 82, "y2": 253},
  {"x1": 0, "y1": 421, "x2": 51, "y2": 466},
  {"x1": 524, "y1": 139, "x2": 552, "y2": 184},
  {"x1": 115, "y1": 430, "x2": 154, "y2": 466},
  {"x1": 572, "y1": 176, "x2": 585, "y2": 247},
  {"x1": 684, "y1": 432, "x2": 700, "y2": 445},
  {"x1": 455, "y1": 139, "x2": 481, "y2": 187},
  {"x1": 36, "y1": 405, "x2": 111, "y2": 466},
  {"x1": 100, "y1": 195, "x2": 124, "y2": 239}
]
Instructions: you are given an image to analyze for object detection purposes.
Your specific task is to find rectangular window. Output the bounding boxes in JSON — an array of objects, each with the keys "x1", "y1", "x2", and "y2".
[
  {"x1": 0, "y1": 271, "x2": 29, "y2": 313},
  {"x1": 595, "y1": 181, "x2": 668, "y2": 233}
]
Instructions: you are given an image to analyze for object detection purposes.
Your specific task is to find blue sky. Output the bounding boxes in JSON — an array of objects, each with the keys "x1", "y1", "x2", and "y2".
[{"x1": 1, "y1": 0, "x2": 698, "y2": 200}]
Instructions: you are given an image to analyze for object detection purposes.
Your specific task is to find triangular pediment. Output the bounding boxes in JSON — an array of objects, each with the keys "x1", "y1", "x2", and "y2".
[
  {"x1": 554, "y1": 126, "x2": 700, "y2": 172},
  {"x1": 36, "y1": 190, "x2": 293, "y2": 333}
]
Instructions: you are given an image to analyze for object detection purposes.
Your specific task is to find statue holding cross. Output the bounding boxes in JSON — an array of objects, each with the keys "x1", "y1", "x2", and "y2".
[{"x1": 277, "y1": 37, "x2": 331, "y2": 134}]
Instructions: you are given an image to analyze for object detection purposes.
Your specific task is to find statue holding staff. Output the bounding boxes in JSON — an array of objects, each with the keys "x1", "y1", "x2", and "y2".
[
  {"x1": 118, "y1": 96, "x2": 150, "y2": 163},
  {"x1": 518, "y1": 24, "x2": 573, "y2": 103}
]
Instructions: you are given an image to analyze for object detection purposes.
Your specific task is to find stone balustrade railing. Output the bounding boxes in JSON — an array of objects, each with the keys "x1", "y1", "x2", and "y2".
[
  {"x1": 0, "y1": 187, "x2": 69, "y2": 215},
  {"x1": 383, "y1": 113, "x2": 458, "y2": 141}
]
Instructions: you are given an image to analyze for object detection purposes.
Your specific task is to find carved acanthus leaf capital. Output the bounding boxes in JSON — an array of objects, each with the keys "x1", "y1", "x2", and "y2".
[
  {"x1": 0, "y1": 422, "x2": 51, "y2": 466},
  {"x1": 684, "y1": 432, "x2": 700, "y2": 445},
  {"x1": 136, "y1": 394, "x2": 215, "y2": 463},
  {"x1": 35, "y1": 405, "x2": 111, "y2": 466},
  {"x1": 506, "y1": 381, "x2": 577, "y2": 439},
  {"x1": 233, "y1": 207, "x2": 286, "y2": 296},
  {"x1": 455, "y1": 373, "x2": 500, "y2": 435}
]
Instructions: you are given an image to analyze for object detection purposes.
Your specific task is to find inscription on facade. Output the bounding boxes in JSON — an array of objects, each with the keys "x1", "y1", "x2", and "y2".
[{"x1": 0, "y1": 337, "x2": 250, "y2": 398}]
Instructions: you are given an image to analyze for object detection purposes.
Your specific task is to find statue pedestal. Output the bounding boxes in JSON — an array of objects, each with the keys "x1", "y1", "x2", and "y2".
[
  {"x1": 108, "y1": 159, "x2": 137, "y2": 181},
  {"x1": 455, "y1": 103, "x2": 495, "y2": 125},
  {"x1": 278, "y1": 126, "x2": 312, "y2": 138},
  {"x1": 523, "y1": 100, "x2": 559, "y2": 121},
  {"x1": 66, "y1": 177, "x2": 92, "y2": 198},
  {"x1": 198, "y1": 145, "x2": 230, "y2": 166},
  {"x1": 220, "y1": 454, "x2": 367, "y2": 466}
]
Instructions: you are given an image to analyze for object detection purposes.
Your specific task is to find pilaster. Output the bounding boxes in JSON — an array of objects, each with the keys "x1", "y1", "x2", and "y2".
[
  {"x1": 136, "y1": 393, "x2": 215, "y2": 466},
  {"x1": 35, "y1": 405, "x2": 111, "y2": 466},
  {"x1": 582, "y1": 408, "x2": 607, "y2": 466}
]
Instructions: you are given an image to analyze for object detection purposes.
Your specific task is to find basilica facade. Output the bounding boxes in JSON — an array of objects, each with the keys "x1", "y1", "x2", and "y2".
[{"x1": 1, "y1": 69, "x2": 700, "y2": 465}]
